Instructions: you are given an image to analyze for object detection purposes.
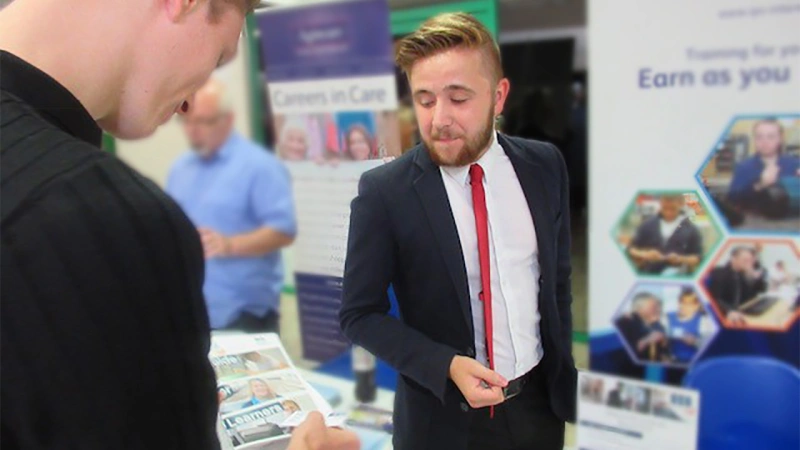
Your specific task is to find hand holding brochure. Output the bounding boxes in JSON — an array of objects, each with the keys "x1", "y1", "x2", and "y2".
[{"x1": 209, "y1": 333, "x2": 336, "y2": 449}]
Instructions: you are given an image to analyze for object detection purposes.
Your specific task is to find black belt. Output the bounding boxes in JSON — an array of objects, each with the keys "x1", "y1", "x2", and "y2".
[{"x1": 503, "y1": 369, "x2": 534, "y2": 400}]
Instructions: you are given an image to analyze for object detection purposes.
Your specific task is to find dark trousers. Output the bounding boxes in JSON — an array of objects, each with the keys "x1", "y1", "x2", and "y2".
[
  {"x1": 468, "y1": 365, "x2": 565, "y2": 450},
  {"x1": 222, "y1": 310, "x2": 280, "y2": 335}
]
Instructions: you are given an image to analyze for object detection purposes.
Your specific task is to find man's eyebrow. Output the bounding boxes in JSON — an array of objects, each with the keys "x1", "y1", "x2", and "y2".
[{"x1": 443, "y1": 85, "x2": 476, "y2": 94}]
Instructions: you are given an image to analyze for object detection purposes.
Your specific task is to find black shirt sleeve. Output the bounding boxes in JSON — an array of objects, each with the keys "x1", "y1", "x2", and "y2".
[
  {"x1": 686, "y1": 221, "x2": 703, "y2": 258},
  {"x1": 1, "y1": 148, "x2": 221, "y2": 449}
]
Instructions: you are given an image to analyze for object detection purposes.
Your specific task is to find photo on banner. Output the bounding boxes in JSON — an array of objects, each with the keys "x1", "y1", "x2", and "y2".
[
  {"x1": 613, "y1": 283, "x2": 719, "y2": 368},
  {"x1": 613, "y1": 191, "x2": 722, "y2": 278},
  {"x1": 255, "y1": 0, "x2": 397, "y2": 361},
  {"x1": 589, "y1": 1, "x2": 799, "y2": 448},
  {"x1": 700, "y1": 238, "x2": 800, "y2": 332},
  {"x1": 697, "y1": 115, "x2": 800, "y2": 234},
  {"x1": 336, "y1": 111, "x2": 379, "y2": 161},
  {"x1": 273, "y1": 113, "x2": 339, "y2": 162},
  {"x1": 375, "y1": 109, "x2": 402, "y2": 158}
]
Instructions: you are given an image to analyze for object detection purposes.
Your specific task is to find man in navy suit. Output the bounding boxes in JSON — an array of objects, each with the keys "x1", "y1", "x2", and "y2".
[{"x1": 340, "y1": 12, "x2": 577, "y2": 450}]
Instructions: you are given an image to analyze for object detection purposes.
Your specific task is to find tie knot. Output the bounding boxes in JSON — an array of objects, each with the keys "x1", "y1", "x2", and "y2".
[{"x1": 469, "y1": 163, "x2": 484, "y2": 185}]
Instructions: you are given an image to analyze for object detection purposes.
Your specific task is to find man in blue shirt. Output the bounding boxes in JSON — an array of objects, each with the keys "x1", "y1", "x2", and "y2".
[
  {"x1": 728, "y1": 118, "x2": 800, "y2": 218},
  {"x1": 167, "y1": 78, "x2": 296, "y2": 333}
]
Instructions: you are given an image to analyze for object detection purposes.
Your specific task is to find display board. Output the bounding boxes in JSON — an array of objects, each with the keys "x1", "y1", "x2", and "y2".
[
  {"x1": 256, "y1": 0, "x2": 398, "y2": 361},
  {"x1": 588, "y1": 1, "x2": 799, "y2": 448}
]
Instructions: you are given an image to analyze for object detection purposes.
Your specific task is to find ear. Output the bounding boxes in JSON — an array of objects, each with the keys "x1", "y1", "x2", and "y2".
[
  {"x1": 165, "y1": 0, "x2": 205, "y2": 22},
  {"x1": 493, "y1": 78, "x2": 510, "y2": 117}
]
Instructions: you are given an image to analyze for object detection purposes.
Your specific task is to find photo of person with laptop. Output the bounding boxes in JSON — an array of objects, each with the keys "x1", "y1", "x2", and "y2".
[{"x1": 704, "y1": 240, "x2": 800, "y2": 330}]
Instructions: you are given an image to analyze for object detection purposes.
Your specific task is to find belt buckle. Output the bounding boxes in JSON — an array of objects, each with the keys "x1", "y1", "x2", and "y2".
[{"x1": 502, "y1": 378, "x2": 524, "y2": 401}]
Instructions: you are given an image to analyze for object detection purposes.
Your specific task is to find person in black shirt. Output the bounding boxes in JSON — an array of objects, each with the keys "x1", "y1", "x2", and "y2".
[
  {"x1": 614, "y1": 292, "x2": 673, "y2": 363},
  {"x1": 606, "y1": 382, "x2": 625, "y2": 409},
  {"x1": 627, "y1": 194, "x2": 703, "y2": 276},
  {"x1": 0, "y1": 0, "x2": 356, "y2": 449},
  {"x1": 706, "y1": 246, "x2": 768, "y2": 326}
]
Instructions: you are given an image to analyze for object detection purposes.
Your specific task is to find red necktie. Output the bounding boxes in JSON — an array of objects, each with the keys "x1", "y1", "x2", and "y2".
[{"x1": 469, "y1": 164, "x2": 495, "y2": 417}]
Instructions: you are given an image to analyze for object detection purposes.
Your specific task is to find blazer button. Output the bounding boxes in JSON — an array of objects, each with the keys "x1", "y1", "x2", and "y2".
[{"x1": 460, "y1": 402, "x2": 469, "y2": 412}]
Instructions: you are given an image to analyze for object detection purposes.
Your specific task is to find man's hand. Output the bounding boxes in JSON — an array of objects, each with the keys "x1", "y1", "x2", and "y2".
[
  {"x1": 745, "y1": 267, "x2": 764, "y2": 281},
  {"x1": 665, "y1": 253, "x2": 683, "y2": 266},
  {"x1": 680, "y1": 334, "x2": 698, "y2": 347},
  {"x1": 448, "y1": 355, "x2": 508, "y2": 409},
  {"x1": 287, "y1": 412, "x2": 360, "y2": 450},
  {"x1": 727, "y1": 311, "x2": 747, "y2": 326},
  {"x1": 198, "y1": 227, "x2": 231, "y2": 259},
  {"x1": 644, "y1": 249, "x2": 665, "y2": 262},
  {"x1": 629, "y1": 248, "x2": 664, "y2": 263},
  {"x1": 759, "y1": 163, "x2": 780, "y2": 187},
  {"x1": 637, "y1": 331, "x2": 665, "y2": 352}
]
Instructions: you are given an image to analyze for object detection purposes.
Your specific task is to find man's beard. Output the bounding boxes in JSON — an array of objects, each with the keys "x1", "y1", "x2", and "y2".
[{"x1": 425, "y1": 107, "x2": 495, "y2": 167}]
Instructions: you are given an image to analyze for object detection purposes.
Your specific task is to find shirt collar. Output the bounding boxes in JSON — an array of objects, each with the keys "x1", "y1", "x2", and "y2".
[
  {"x1": 659, "y1": 213, "x2": 685, "y2": 225},
  {"x1": 441, "y1": 130, "x2": 501, "y2": 186},
  {"x1": 0, "y1": 50, "x2": 102, "y2": 147}
]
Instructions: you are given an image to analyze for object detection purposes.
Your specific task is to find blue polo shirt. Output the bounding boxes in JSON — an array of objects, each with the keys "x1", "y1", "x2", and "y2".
[{"x1": 167, "y1": 132, "x2": 296, "y2": 328}]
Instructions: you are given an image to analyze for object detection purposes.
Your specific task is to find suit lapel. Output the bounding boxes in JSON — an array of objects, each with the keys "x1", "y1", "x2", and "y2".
[
  {"x1": 499, "y1": 135, "x2": 555, "y2": 294},
  {"x1": 412, "y1": 148, "x2": 473, "y2": 335}
]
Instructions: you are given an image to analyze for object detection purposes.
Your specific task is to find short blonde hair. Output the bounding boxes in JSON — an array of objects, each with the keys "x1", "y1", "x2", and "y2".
[{"x1": 395, "y1": 12, "x2": 502, "y2": 83}]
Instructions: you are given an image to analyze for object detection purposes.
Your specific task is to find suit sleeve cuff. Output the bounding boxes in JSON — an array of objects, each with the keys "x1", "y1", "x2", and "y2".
[{"x1": 425, "y1": 345, "x2": 459, "y2": 404}]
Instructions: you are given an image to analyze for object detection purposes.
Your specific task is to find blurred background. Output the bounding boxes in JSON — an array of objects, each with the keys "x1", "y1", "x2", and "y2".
[
  {"x1": 106, "y1": 1, "x2": 799, "y2": 448},
  {"x1": 115, "y1": 0, "x2": 592, "y2": 367}
]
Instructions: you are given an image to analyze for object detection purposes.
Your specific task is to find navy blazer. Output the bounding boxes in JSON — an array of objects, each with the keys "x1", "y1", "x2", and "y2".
[{"x1": 340, "y1": 134, "x2": 577, "y2": 450}]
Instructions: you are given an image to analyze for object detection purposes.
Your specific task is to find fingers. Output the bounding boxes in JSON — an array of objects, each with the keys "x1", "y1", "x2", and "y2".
[
  {"x1": 288, "y1": 412, "x2": 360, "y2": 450},
  {"x1": 467, "y1": 384, "x2": 505, "y2": 408},
  {"x1": 287, "y1": 412, "x2": 325, "y2": 450},
  {"x1": 318, "y1": 428, "x2": 361, "y2": 450},
  {"x1": 472, "y1": 363, "x2": 507, "y2": 388},
  {"x1": 197, "y1": 228, "x2": 224, "y2": 258}
]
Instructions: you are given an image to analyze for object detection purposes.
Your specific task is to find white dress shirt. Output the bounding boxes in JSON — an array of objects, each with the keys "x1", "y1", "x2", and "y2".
[
  {"x1": 440, "y1": 132, "x2": 543, "y2": 380},
  {"x1": 659, "y1": 215, "x2": 683, "y2": 242}
]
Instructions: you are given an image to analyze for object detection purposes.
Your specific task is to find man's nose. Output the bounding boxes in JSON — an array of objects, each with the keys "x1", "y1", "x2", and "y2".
[{"x1": 431, "y1": 101, "x2": 452, "y2": 129}]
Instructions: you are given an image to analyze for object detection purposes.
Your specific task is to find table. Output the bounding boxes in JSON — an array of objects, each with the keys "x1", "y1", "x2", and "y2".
[{"x1": 741, "y1": 296, "x2": 797, "y2": 329}]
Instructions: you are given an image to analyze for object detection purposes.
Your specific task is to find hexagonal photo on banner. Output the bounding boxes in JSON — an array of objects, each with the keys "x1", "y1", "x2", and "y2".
[
  {"x1": 700, "y1": 239, "x2": 800, "y2": 332},
  {"x1": 613, "y1": 283, "x2": 719, "y2": 368},
  {"x1": 696, "y1": 115, "x2": 800, "y2": 235},
  {"x1": 612, "y1": 190, "x2": 723, "y2": 279}
]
